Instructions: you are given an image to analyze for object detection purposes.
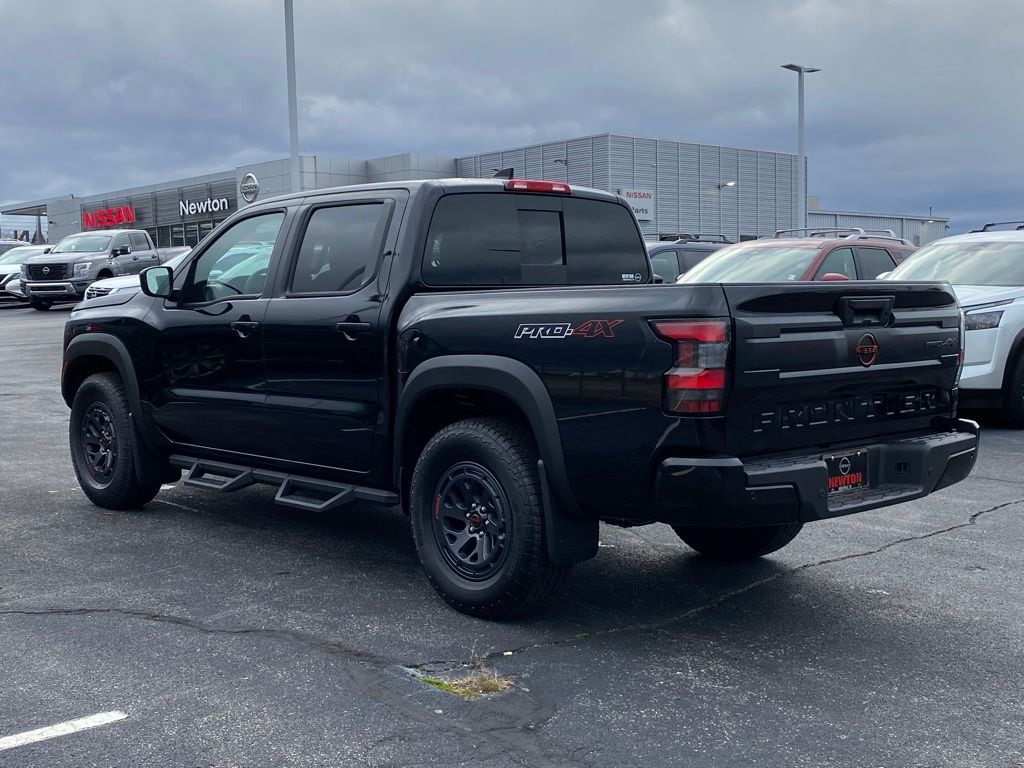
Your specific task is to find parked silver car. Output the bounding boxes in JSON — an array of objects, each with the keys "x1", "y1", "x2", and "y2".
[
  {"x1": 0, "y1": 244, "x2": 49, "y2": 304},
  {"x1": 83, "y1": 250, "x2": 191, "y2": 301}
]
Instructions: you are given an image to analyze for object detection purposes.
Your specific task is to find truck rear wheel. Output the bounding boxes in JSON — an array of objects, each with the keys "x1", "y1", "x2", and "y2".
[
  {"x1": 672, "y1": 523, "x2": 803, "y2": 561},
  {"x1": 69, "y1": 372, "x2": 164, "y2": 510},
  {"x1": 410, "y1": 417, "x2": 570, "y2": 618}
]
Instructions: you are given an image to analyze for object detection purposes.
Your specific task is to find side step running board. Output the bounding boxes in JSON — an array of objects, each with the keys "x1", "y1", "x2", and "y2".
[{"x1": 171, "y1": 455, "x2": 398, "y2": 512}]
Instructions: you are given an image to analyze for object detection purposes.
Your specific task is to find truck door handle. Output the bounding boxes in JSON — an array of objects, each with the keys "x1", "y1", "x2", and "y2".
[
  {"x1": 231, "y1": 317, "x2": 260, "y2": 338},
  {"x1": 336, "y1": 321, "x2": 371, "y2": 341}
]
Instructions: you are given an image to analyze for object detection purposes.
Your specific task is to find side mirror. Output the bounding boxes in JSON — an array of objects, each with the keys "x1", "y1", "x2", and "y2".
[
  {"x1": 653, "y1": 274, "x2": 665, "y2": 284},
  {"x1": 43, "y1": 247, "x2": 52, "y2": 254},
  {"x1": 821, "y1": 272, "x2": 850, "y2": 282},
  {"x1": 115, "y1": 245, "x2": 132, "y2": 256},
  {"x1": 140, "y1": 265, "x2": 173, "y2": 298},
  {"x1": 875, "y1": 271, "x2": 891, "y2": 280}
]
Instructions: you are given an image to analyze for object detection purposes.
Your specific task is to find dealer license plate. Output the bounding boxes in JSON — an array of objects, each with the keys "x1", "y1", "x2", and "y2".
[{"x1": 824, "y1": 449, "x2": 869, "y2": 494}]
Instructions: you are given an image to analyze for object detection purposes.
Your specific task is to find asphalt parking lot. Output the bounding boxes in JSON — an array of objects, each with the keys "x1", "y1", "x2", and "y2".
[{"x1": 1, "y1": 303, "x2": 1022, "y2": 767}]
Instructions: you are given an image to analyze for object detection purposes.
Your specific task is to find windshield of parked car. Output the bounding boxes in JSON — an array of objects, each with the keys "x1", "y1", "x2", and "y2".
[
  {"x1": 677, "y1": 242, "x2": 819, "y2": 283},
  {"x1": 51, "y1": 235, "x2": 112, "y2": 253},
  {"x1": 0, "y1": 246, "x2": 43, "y2": 265},
  {"x1": 888, "y1": 240, "x2": 1024, "y2": 286}
]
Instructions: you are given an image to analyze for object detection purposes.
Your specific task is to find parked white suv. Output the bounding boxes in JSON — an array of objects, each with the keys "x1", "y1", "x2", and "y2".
[{"x1": 885, "y1": 223, "x2": 1024, "y2": 424}]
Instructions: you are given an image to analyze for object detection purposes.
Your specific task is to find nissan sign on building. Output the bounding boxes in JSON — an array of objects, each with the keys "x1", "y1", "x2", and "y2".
[
  {"x1": 240, "y1": 173, "x2": 260, "y2": 203},
  {"x1": 619, "y1": 188, "x2": 655, "y2": 221}
]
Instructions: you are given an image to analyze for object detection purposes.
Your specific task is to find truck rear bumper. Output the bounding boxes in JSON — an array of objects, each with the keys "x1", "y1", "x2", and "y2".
[{"x1": 653, "y1": 418, "x2": 980, "y2": 527}]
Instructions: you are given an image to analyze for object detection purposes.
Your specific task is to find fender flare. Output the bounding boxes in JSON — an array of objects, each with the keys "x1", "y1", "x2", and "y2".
[
  {"x1": 63, "y1": 333, "x2": 166, "y2": 480},
  {"x1": 396, "y1": 354, "x2": 596, "y2": 565},
  {"x1": 396, "y1": 355, "x2": 577, "y2": 513}
]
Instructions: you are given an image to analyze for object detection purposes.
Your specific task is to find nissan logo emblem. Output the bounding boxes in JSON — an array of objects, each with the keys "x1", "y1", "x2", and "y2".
[
  {"x1": 240, "y1": 172, "x2": 260, "y2": 203},
  {"x1": 838, "y1": 456, "x2": 852, "y2": 475},
  {"x1": 856, "y1": 332, "x2": 879, "y2": 367},
  {"x1": 41, "y1": 266, "x2": 50, "y2": 275}
]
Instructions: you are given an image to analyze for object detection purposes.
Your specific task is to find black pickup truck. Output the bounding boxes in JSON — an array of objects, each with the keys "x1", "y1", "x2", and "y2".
[{"x1": 61, "y1": 178, "x2": 979, "y2": 617}]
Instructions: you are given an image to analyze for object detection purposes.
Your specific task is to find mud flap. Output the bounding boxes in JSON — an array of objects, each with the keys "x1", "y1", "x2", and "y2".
[{"x1": 538, "y1": 459, "x2": 599, "y2": 566}]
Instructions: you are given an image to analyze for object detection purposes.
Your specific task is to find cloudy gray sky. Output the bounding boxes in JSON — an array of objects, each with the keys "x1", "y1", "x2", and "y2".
[{"x1": 2, "y1": 0, "x2": 1021, "y2": 232}]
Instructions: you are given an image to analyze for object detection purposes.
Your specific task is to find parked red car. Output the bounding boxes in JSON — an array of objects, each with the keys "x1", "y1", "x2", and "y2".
[{"x1": 677, "y1": 228, "x2": 916, "y2": 284}]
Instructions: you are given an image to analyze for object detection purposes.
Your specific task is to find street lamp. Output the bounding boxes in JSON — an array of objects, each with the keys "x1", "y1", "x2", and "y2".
[
  {"x1": 781, "y1": 63, "x2": 820, "y2": 228},
  {"x1": 551, "y1": 158, "x2": 569, "y2": 181}
]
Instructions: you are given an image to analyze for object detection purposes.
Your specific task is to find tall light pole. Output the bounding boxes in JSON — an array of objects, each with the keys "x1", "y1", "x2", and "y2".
[
  {"x1": 284, "y1": 0, "x2": 300, "y2": 193},
  {"x1": 781, "y1": 63, "x2": 820, "y2": 228}
]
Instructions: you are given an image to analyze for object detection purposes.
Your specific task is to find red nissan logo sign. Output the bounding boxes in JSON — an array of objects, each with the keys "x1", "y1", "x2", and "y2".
[
  {"x1": 856, "y1": 332, "x2": 879, "y2": 367},
  {"x1": 82, "y1": 205, "x2": 136, "y2": 229}
]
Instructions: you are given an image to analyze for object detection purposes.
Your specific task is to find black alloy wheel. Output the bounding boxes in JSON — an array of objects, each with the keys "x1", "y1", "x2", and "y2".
[
  {"x1": 80, "y1": 403, "x2": 118, "y2": 486},
  {"x1": 431, "y1": 461, "x2": 512, "y2": 581}
]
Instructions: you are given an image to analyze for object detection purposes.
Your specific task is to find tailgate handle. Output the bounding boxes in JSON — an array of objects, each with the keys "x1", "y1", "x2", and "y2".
[{"x1": 837, "y1": 296, "x2": 894, "y2": 328}]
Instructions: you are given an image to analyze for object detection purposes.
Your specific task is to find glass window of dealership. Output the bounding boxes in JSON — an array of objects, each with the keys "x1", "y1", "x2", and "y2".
[{"x1": 0, "y1": 133, "x2": 949, "y2": 247}]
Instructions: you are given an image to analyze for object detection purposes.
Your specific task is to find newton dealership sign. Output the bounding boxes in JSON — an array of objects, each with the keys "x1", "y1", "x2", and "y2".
[{"x1": 179, "y1": 196, "x2": 232, "y2": 218}]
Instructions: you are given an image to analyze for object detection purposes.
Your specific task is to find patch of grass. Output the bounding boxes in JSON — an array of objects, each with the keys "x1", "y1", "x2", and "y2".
[{"x1": 418, "y1": 669, "x2": 514, "y2": 699}]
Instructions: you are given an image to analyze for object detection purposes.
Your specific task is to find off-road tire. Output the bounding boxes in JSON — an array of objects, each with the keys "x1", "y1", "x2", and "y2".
[
  {"x1": 1002, "y1": 351, "x2": 1024, "y2": 428},
  {"x1": 69, "y1": 372, "x2": 163, "y2": 510},
  {"x1": 410, "y1": 417, "x2": 570, "y2": 619},
  {"x1": 672, "y1": 523, "x2": 803, "y2": 561},
  {"x1": 29, "y1": 298, "x2": 52, "y2": 311}
]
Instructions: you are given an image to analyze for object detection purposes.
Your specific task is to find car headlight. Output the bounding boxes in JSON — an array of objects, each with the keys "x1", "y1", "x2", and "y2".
[
  {"x1": 964, "y1": 310, "x2": 1004, "y2": 330},
  {"x1": 72, "y1": 262, "x2": 93, "y2": 277},
  {"x1": 20, "y1": 264, "x2": 28, "y2": 278}
]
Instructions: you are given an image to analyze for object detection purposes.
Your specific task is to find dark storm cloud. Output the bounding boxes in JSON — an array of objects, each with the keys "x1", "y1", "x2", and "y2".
[{"x1": 1, "y1": 0, "x2": 1021, "y2": 231}]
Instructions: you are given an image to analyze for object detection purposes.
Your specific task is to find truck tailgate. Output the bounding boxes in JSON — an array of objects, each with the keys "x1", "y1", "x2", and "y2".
[{"x1": 722, "y1": 282, "x2": 962, "y2": 457}]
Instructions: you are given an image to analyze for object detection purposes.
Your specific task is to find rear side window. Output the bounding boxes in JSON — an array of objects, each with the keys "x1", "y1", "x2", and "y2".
[
  {"x1": 856, "y1": 247, "x2": 897, "y2": 279},
  {"x1": 679, "y1": 247, "x2": 715, "y2": 272},
  {"x1": 290, "y1": 203, "x2": 388, "y2": 294},
  {"x1": 423, "y1": 193, "x2": 648, "y2": 286},
  {"x1": 648, "y1": 249, "x2": 681, "y2": 282},
  {"x1": 814, "y1": 247, "x2": 856, "y2": 280},
  {"x1": 130, "y1": 233, "x2": 149, "y2": 250}
]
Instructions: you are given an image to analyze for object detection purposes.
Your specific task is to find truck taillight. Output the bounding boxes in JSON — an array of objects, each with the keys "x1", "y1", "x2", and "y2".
[
  {"x1": 650, "y1": 319, "x2": 730, "y2": 415},
  {"x1": 956, "y1": 309, "x2": 965, "y2": 387},
  {"x1": 504, "y1": 179, "x2": 571, "y2": 194}
]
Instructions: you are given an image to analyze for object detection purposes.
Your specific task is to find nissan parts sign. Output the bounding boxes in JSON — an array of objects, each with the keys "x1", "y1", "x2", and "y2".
[{"x1": 619, "y1": 188, "x2": 654, "y2": 221}]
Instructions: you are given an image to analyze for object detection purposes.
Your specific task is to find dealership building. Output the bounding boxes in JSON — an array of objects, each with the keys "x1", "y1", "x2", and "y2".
[{"x1": 0, "y1": 132, "x2": 947, "y2": 246}]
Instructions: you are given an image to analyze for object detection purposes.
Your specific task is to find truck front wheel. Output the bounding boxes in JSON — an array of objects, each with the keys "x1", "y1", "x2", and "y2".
[
  {"x1": 410, "y1": 417, "x2": 570, "y2": 618},
  {"x1": 69, "y1": 373, "x2": 164, "y2": 510},
  {"x1": 672, "y1": 523, "x2": 803, "y2": 561},
  {"x1": 29, "y1": 298, "x2": 52, "y2": 311}
]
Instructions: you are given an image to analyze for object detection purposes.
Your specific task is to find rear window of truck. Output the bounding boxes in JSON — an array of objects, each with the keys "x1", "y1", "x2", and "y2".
[{"x1": 422, "y1": 192, "x2": 649, "y2": 286}]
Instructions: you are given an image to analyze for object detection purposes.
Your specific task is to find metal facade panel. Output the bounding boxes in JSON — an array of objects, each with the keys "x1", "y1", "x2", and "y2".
[
  {"x1": 609, "y1": 134, "x2": 635, "y2": 192},
  {"x1": 500, "y1": 149, "x2": 526, "y2": 178},
  {"x1": 524, "y1": 145, "x2": 544, "y2": 180},
  {"x1": 738, "y1": 150, "x2": 758, "y2": 237},
  {"x1": 591, "y1": 135, "x2": 610, "y2": 191},
  {"x1": 719, "y1": 147, "x2": 739, "y2": 241},
  {"x1": 479, "y1": 153, "x2": 501, "y2": 178},
  {"x1": 566, "y1": 138, "x2": 592, "y2": 186},
  {"x1": 541, "y1": 142, "x2": 567, "y2": 182},
  {"x1": 451, "y1": 134, "x2": 800, "y2": 238},
  {"x1": 699, "y1": 145, "x2": 721, "y2": 234},
  {"x1": 456, "y1": 158, "x2": 475, "y2": 177},
  {"x1": 757, "y1": 153, "x2": 776, "y2": 233},
  {"x1": 657, "y1": 140, "x2": 680, "y2": 235},
  {"x1": 679, "y1": 143, "x2": 700, "y2": 231}
]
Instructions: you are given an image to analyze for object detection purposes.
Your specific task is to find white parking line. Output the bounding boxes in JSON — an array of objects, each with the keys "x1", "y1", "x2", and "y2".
[{"x1": 0, "y1": 711, "x2": 127, "y2": 752}]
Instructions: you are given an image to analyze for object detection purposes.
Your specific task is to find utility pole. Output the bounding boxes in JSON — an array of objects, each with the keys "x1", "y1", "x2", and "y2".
[
  {"x1": 284, "y1": 0, "x2": 300, "y2": 193},
  {"x1": 781, "y1": 64, "x2": 820, "y2": 228}
]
